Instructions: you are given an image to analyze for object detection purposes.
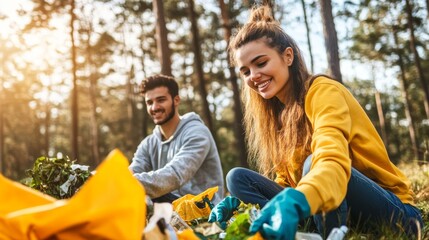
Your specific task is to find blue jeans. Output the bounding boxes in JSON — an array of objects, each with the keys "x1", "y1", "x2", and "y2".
[{"x1": 226, "y1": 156, "x2": 423, "y2": 237}]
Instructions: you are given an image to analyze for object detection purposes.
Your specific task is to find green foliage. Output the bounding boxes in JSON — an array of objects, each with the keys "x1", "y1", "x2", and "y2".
[
  {"x1": 225, "y1": 213, "x2": 252, "y2": 240},
  {"x1": 24, "y1": 156, "x2": 91, "y2": 199},
  {"x1": 225, "y1": 203, "x2": 260, "y2": 240}
]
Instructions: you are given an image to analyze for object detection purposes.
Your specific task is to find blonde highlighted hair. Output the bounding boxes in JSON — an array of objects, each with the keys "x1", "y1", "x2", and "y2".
[{"x1": 229, "y1": 6, "x2": 314, "y2": 179}]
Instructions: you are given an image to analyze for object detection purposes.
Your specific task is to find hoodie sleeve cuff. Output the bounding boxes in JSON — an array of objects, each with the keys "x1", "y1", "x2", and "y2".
[{"x1": 296, "y1": 184, "x2": 323, "y2": 215}]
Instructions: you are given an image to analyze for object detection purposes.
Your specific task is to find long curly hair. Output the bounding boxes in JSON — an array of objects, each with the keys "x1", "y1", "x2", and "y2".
[{"x1": 228, "y1": 6, "x2": 314, "y2": 180}]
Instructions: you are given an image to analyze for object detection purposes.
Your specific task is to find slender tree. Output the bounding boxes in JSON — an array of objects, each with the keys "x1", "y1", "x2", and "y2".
[
  {"x1": 301, "y1": 0, "x2": 314, "y2": 72},
  {"x1": 70, "y1": 0, "x2": 79, "y2": 160},
  {"x1": 371, "y1": 65, "x2": 388, "y2": 146},
  {"x1": 153, "y1": 0, "x2": 172, "y2": 76},
  {"x1": 300, "y1": 0, "x2": 314, "y2": 72},
  {"x1": 318, "y1": 0, "x2": 342, "y2": 82},
  {"x1": 126, "y1": 65, "x2": 141, "y2": 139},
  {"x1": 405, "y1": 0, "x2": 429, "y2": 119},
  {"x1": 187, "y1": 0, "x2": 215, "y2": 135},
  {"x1": 85, "y1": 21, "x2": 101, "y2": 165},
  {"x1": 43, "y1": 92, "x2": 51, "y2": 156},
  {"x1": 218, "y1": 0, "x2": 248, "y2": 167},
  {"x1": 393, "y1": 29, "x2": 419, "y2": 159},
  {"x1": 139, "y1": 32, "x2": 149, "y2": 138},
  {"x1": 374, "y1": 91, "x2": 387, "y2": 144}
]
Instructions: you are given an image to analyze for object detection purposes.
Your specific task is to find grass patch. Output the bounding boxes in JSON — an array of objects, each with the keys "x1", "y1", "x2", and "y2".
[{"x1": 401, "y1": 161, "x2": 429, "y2": 239}]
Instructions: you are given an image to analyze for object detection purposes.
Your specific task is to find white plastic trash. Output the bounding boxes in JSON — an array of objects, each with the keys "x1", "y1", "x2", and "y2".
[
  {"x1": 295, "y1": 231, "x2": 323, "y2": 240},
  {"x1": 327, "y1": 225, "x2": 348, "y2": 240}
]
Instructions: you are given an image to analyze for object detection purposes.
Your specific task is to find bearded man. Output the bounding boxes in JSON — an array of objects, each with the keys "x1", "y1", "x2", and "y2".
[{"x1": 129, "y1": 74, "x2": 224, "y2": 204}]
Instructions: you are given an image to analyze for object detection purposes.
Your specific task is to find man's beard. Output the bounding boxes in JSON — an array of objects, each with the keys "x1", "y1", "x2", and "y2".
[{"x1": 153, "y1": 102, "x2": 176, "y2": 126}]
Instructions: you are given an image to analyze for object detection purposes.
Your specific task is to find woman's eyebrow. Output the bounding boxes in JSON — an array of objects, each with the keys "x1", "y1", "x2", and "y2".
[{"x1": 239, "y1": 55, "x2": 266, "y2": 72}]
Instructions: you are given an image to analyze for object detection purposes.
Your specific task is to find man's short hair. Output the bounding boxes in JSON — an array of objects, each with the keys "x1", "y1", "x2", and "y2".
[{"x1": 140, "y1": 74, "x2": 179, "y2": 97}]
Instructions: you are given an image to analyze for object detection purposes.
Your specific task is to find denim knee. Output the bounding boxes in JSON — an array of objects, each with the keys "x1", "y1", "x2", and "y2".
[{"x1": 226, "y1": 167, "x2": 248, "y2": 195}]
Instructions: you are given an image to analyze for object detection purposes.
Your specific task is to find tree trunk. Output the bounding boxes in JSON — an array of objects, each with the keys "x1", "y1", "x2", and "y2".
[
  {"x1": 126, "y1": 64, "x2": 141, "y2": 147},
  {"x1": 138, "y1": 21, "x2": 149, "y2": 138},
  {"x1": 70, "y1": 0, "x2": 79, "y2": 160},
  {"x1": 393, "y1": 30, "x2": 419, "y2": 160},
  {"x1": 153, "y1": 0, "x2": 172, "y2": 76},
  {"x1": 301, "y1": 0, "x2": 314, "y2": 73},
  {"x1": 371, "y1": 65, "x2": 388, "y2": 147},
  {"x1": 188, "y1": 0, "x2": 216, "y2": 136},
  {"x1": 405, "y1": 0, "x2": 429, "y2": 119},
  {"x1": 218, "y1": 0, "x2": 248, "y2": 168},
  {"x1": 87, "y1": 31, "x2": 100, "y2": 165},
  {"x1": 374, "y1": 90, "x2": 388, "y2": 146},
  {"x1": 318, "y1": 0, "x2": 342, "y2": 83},
  {"x1": 44, "y1": 102, "x2": 51, "y2": 156}
]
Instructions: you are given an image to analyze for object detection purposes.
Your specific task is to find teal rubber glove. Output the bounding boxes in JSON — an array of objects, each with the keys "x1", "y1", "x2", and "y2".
[
  {"x1": 208, "y1": 196, "x2": 241, "y2": 229},
  {"x1": 249, "y1": 188, "x2": 310, "y2": 240}
]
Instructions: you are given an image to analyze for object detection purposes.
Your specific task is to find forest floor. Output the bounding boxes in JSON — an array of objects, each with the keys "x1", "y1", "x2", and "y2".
[{"x1": 401, "y1": 161, "x2": 429, "y2": 239}]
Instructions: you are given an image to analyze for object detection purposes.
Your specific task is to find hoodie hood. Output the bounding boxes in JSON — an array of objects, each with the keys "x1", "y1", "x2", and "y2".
[{"x1": 153, "y1": 112, "x2": 203, "y2": 142}]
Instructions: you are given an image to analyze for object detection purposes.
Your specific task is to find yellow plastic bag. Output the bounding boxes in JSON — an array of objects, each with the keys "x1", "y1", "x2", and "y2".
[
  {"x1": 172, "y1": 186, "x2": 218, "y2": 222},
  {"x1": 0, "y1": 149, "x2": 146, "y2": 240},
  {"x1": 0, "y1": 174, "x2": 56, "y2": 216}
]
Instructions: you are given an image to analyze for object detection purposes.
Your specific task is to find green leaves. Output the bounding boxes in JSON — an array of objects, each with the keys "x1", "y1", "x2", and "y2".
[
  {"x1": 225, "y1": 212, "x2": 252, "y2": 240},
  {"x1": 24, "y1": 155, "x2": 91, "y2": 199},
  {"x1": 225, "y1": 203, "x2": 260, "y2": 240}
]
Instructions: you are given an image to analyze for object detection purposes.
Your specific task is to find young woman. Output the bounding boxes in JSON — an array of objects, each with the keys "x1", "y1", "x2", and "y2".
[{"x1": 208, "y1": 5, "x2": 423, "y2": 240}]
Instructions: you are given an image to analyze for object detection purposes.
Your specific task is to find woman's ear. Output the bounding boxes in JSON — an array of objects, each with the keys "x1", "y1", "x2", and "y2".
[{"x1": 283, "y1": 47, "x2": 294, "y2": 66}]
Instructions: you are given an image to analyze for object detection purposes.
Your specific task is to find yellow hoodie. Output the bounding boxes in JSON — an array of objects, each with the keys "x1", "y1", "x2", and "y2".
[{"x1": 276, "y1": 76, "x2": 414, "y2": 215}]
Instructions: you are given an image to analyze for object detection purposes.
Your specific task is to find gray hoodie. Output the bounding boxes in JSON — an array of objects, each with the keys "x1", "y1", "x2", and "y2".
[{"x1": 129, "y1": 112, "x2": 224, "y2": 203}]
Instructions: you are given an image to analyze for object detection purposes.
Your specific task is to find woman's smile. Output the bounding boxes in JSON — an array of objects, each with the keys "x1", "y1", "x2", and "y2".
[
  {"x1": 255, "y1": 78, "x2": 272, "y2": 91},
  {"x1": 235, "y1": 39, "x2": 292, "y2": 101}
]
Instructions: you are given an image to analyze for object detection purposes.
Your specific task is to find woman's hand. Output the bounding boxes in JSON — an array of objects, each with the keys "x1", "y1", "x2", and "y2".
[
  {"x1": 208, "y1": 196, "x2": 241, "y2": 229},
  {"x1": 249, "y1": 188, "x2": 310, "y2": 240}
]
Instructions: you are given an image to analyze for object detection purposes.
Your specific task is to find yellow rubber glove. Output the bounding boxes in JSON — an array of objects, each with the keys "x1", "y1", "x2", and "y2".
[{"x1": 172, "y1": 186, "x2": 218, "y2": 222}]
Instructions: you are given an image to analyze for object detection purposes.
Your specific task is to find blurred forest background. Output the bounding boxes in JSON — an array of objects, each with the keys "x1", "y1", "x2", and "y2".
[{"x1": 0, "y1": 0, "x2": 428, "y2": 181}]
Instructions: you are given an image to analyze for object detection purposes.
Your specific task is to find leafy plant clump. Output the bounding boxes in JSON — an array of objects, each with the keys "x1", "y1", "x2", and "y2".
[
  {"x1": 24, "y1": 155, "x2": 91, "y2": 199},
  {"x1": 225, "y1": 203, "x2": 260, "y2": 240}
]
